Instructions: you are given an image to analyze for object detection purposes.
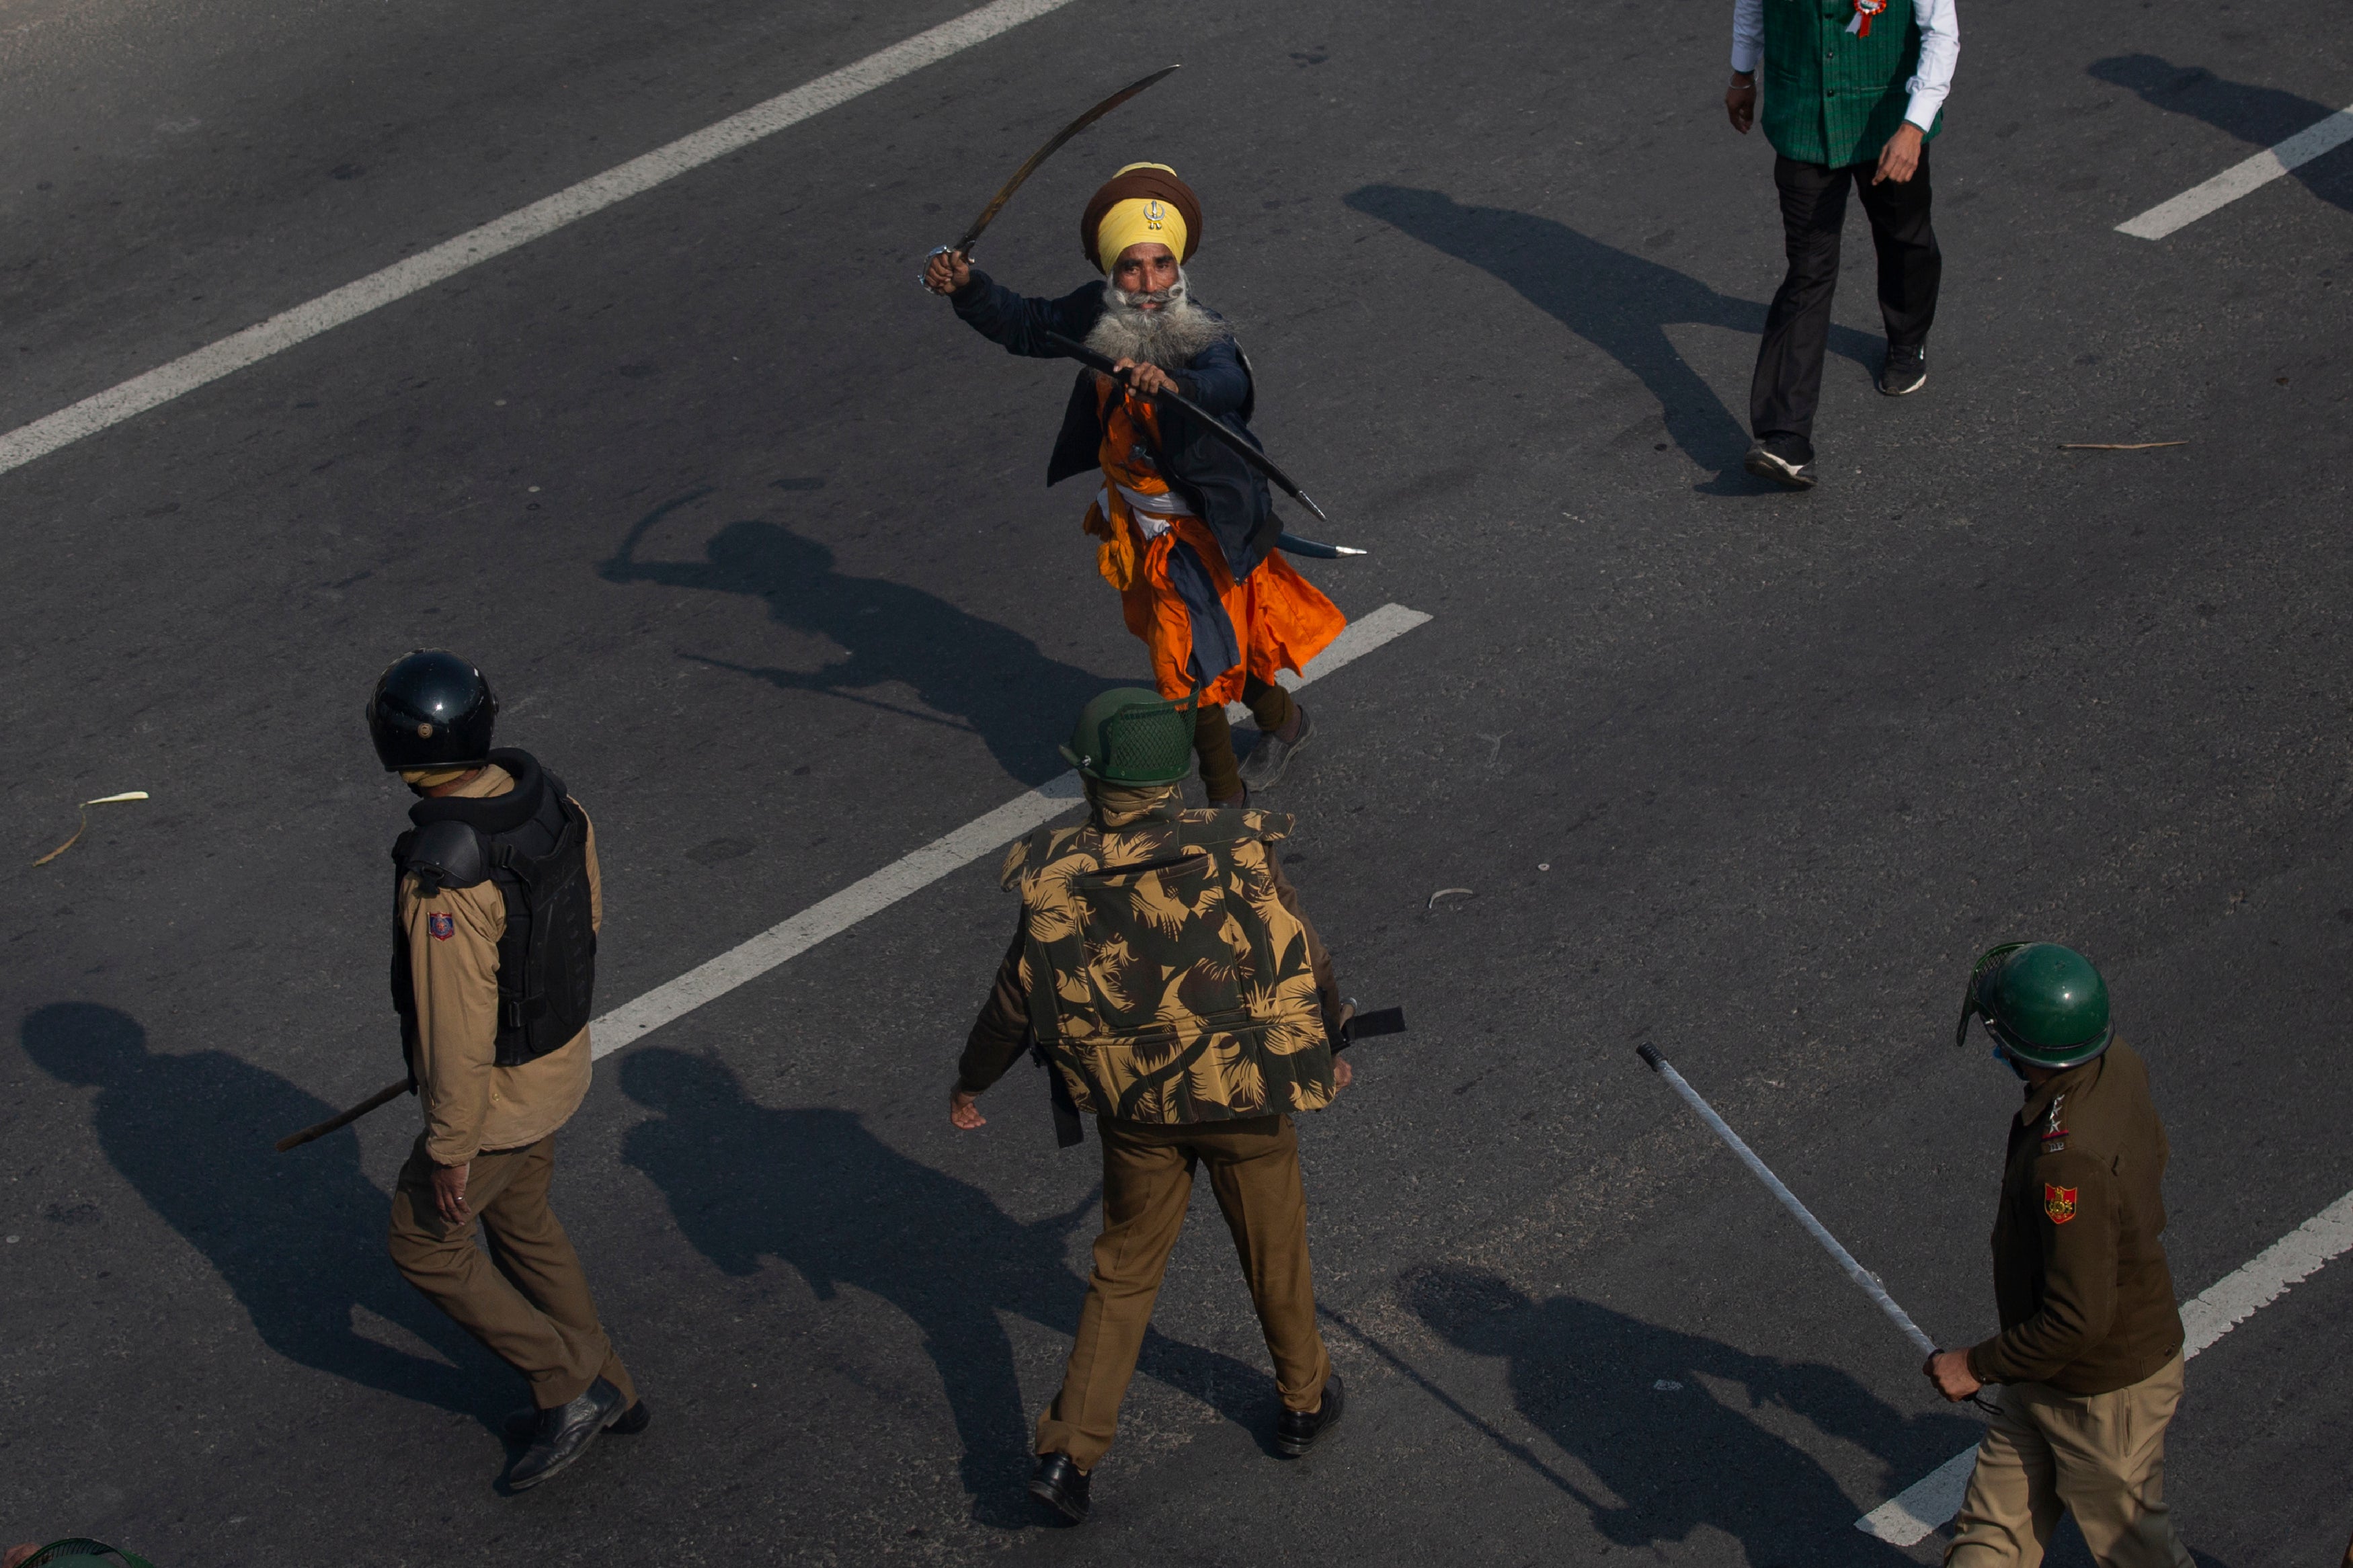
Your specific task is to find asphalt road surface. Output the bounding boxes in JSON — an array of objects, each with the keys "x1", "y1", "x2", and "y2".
[{"x1": 5, "y1": 0, "x2": 2353, "y2": 1562}]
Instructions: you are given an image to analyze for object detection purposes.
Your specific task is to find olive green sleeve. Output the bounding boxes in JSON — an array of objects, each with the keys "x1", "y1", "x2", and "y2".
[
  {"x1": 956, "y1": 920, "x2": 1032, "y2": 1094},
  {"x1": 1968, "y1": 1151, "x2": 2120, "y2": 1385}
]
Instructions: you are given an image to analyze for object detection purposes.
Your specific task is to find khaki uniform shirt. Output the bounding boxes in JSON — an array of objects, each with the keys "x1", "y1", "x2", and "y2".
[
  {"x1": 1966, "y1": 1038, "x2": 2184, "y2": 1395},
  {"x1": 397, "y1": 764, "x2": 600, "y2": 1165}
]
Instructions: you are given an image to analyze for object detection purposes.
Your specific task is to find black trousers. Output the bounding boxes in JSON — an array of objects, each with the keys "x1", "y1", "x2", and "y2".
[{"x1": 1749, "y1": 144, "x2": 1942, "y2": 452}]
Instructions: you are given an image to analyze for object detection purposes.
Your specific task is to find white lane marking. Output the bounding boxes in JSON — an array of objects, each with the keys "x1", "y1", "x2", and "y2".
[
  {"x1": 1857, "y1": 1185, "x2": 2353, "y2": 1544},
  {"x1": 1856, "y1": 1448, "x2": 1979, "y2": 1549},
  {"x1": 0, "y1": 0, "x2": 1079, "y2": 480},
  {"x1": 2118, "y1": 103, "x2": 2353, "y2": 239},
  {"x1": 588, "y1": 602, "x2": 1433, "y2": 1059}
]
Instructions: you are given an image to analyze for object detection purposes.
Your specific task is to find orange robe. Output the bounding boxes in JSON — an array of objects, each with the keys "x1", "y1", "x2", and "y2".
[{"x1": 1080, "y1": 382, "x2": 1346, "y2": 706}]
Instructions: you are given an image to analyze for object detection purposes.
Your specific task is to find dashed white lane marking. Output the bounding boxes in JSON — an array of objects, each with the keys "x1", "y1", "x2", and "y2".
[
  {"x1": 587, "y1": 602, "x2": 1434, "y2": 1059},
  {"x1": 2117, "y1": 102, "x2": 2353, "y2": 239},
  {"x1": 1857, "y1": 1186, "x2": 2353, "y2": 1544},
  {"x1": 0, "y1": 0, "x2": 1079, "y2": 480}
]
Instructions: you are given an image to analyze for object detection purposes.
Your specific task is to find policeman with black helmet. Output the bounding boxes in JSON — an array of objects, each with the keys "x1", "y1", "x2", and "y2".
[
  {"x1": 366, "y1": 650, "x2": 646, "y2": 1491},
  {"x1": 950, "y1": 688, "x2": 1353, "y2": 1524},
  {"x1": 1927, "y1": 943, "x2": 2194, "y2": 1568}
]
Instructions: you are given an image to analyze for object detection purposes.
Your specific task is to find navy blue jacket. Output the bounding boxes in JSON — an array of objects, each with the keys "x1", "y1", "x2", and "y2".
[{"x1": 950, "y1": 271, "x2": 1276, "y2": 589}]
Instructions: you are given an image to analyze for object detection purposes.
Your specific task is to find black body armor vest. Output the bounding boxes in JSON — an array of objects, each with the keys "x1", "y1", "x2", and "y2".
[{"x1": 390, "y1": 748, "x2": 598, "y2": 1069}]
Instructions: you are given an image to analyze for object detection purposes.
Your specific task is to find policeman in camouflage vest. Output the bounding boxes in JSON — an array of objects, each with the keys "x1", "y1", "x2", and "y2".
[
  {"x1": 950, "y1": 688, "x2": 1352, "y2": 1522},
  {"x1": 1726, "y1": 0, "x2": 1958, "y2": 488}
]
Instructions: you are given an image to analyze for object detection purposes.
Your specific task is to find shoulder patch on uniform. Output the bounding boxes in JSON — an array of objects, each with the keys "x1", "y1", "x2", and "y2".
[
  {"x1": 428, "y1": 911, "x2": 456, "y2": 941},
  {"x1": 2044, "y1": 1182, "x2": 2078, "y2": 1225}
]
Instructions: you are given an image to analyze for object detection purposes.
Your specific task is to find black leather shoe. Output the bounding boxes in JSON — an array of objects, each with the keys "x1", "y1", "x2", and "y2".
[
  {"x1": 1275, "y1": 1370, "x2": 1345, "y2": 1457},
  {"x1": 1028, "y1": 1451, "x2": 1091, "y2": 1522},
  {"x1": 504, "y1": 1393, "x2": 649, "y2": 1445},
  {"x1": 506, "y1": 1377, "x2": 625, "y2": 1490}
]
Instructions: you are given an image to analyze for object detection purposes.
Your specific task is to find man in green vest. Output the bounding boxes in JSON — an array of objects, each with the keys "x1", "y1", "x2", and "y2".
[
  {"x1": 949, "y1": 688, "x2": 1353, "y2": 1523},
  {"x1": 1726, "y1": 0, "x2": 1958, "y2": 489}
]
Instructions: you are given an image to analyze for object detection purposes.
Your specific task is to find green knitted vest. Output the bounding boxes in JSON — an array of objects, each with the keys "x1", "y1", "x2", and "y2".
[{"x1": 1761, "y1": 0, "x2": 1944, "y2": 168}]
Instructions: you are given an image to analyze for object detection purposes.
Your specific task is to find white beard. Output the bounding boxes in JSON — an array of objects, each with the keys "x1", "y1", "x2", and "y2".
[{"x1": 1084, "y1": 269, "x2": 1232, "y2": 369}]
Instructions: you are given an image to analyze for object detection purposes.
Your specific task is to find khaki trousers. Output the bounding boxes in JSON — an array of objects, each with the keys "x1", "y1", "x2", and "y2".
[
  {"x1": 388, "y1": 1133, "x2": 634, "y2": 1411},
  {"x1": 1035, "y1": 1114, "x2": 1330, "y2": 1471},
  {"x1": 1946, "y1": 1352, "x2": 2194, "y2": 1568}
]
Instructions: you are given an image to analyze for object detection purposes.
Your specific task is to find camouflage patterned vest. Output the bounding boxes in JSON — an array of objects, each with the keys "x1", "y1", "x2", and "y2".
[{"x1": 1002, "y1": 802, "x2": 1334, "y2": 1124}]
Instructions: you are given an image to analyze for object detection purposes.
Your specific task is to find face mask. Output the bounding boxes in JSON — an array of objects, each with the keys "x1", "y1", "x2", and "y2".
[{"x1": 1991, "y1": 1042, "x2": 2029, "y2": 1081}]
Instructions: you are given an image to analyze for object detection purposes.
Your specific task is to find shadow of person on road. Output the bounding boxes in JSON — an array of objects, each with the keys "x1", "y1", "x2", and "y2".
[
  {"x1": 599, "y1": 491, "x2": 1103, "y2": 785},
  {"x1": 2090, "y1": 55, "x2": 2353, "y2": 214},
  {"x1": 618, "y1": 1047, "x2": 1279, "y2": 1525},
  {"x1": 1346, "y1": 184, "x2": 1882, "y2": 489},
  {"x1": 20, "y1": 1002, "x2": 488, "y2": 1417},
  {"x1": 1402, "y1": 1266, "x2": 1974, "y2": 1565}
]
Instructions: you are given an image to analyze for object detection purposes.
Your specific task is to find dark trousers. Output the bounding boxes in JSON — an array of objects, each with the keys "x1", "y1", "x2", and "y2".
[
  {"x1": 1749, "y1": 145, "x2": 1942, "y2": 451},
  {"x1": 1193, "y1": 676, "x2": 1295, "y2": 803}
]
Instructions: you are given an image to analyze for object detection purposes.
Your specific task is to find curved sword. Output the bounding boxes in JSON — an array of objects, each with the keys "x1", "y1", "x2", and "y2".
[
  {"x1": 950, "y1": 65, "x2": 1181, "y2": 260},
  {"x1": 1041, "y1": 329, "x2": 1337, "y2": 530}
]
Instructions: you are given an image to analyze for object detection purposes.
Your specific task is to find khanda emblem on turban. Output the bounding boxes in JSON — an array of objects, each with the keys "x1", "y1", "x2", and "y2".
[{"x1": 1144, "y1": 199, "x2": 1167, "y2": 231}]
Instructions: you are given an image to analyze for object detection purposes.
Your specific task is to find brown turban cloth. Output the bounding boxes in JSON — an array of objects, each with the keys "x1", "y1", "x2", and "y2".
[{"x1": 1079, "y1": 163, "x2": 1204, "y2": 274}]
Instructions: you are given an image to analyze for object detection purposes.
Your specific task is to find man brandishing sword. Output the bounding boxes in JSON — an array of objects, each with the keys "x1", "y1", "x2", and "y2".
[{"x1": 923, "y1": 157, "x2": 1345, "y2": 807}]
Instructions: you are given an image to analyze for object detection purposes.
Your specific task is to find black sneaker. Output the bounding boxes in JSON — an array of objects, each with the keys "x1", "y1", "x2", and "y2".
[
  {"x1": 1275, "y1": 1370, "x2": 1346, "y2": 1457},
  {"x1": 1879, "y1": 343, "x2": 1927, "y2": 396},
  {"x1": 1743, "y1": 436, "x2": 1817, "y2": 491},
  {"x1": 1029, "y1": 1452, "x2": 1091, "y2": 1522}
]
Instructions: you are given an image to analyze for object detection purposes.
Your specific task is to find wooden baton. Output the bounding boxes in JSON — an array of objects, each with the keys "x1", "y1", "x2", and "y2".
[{"x1": 276, "y1": 1077, "x2": 412, "y2": 1152}]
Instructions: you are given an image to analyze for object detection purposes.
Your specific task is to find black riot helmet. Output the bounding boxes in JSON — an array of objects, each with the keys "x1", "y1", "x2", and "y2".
[{"x1": 366, "y1": 650, "x2": 499, "y2": 772}]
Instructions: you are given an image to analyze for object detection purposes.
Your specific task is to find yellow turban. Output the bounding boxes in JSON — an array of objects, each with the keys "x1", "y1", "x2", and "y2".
[{"x1": 1080, "y1": 162, "x2": 1203, "y2": 274}]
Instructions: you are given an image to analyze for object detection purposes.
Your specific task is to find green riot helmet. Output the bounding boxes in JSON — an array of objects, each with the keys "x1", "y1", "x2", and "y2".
[
  {"x1": 1059, "y1": 687, "x2": 1197, "y2": 785},
  {"x1": 1952, "y1": 942, "x2": 2114, "y2": 1069},
  {"x1": 19, "y1": 1543, "x2": 157, "y2": 1568}
]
